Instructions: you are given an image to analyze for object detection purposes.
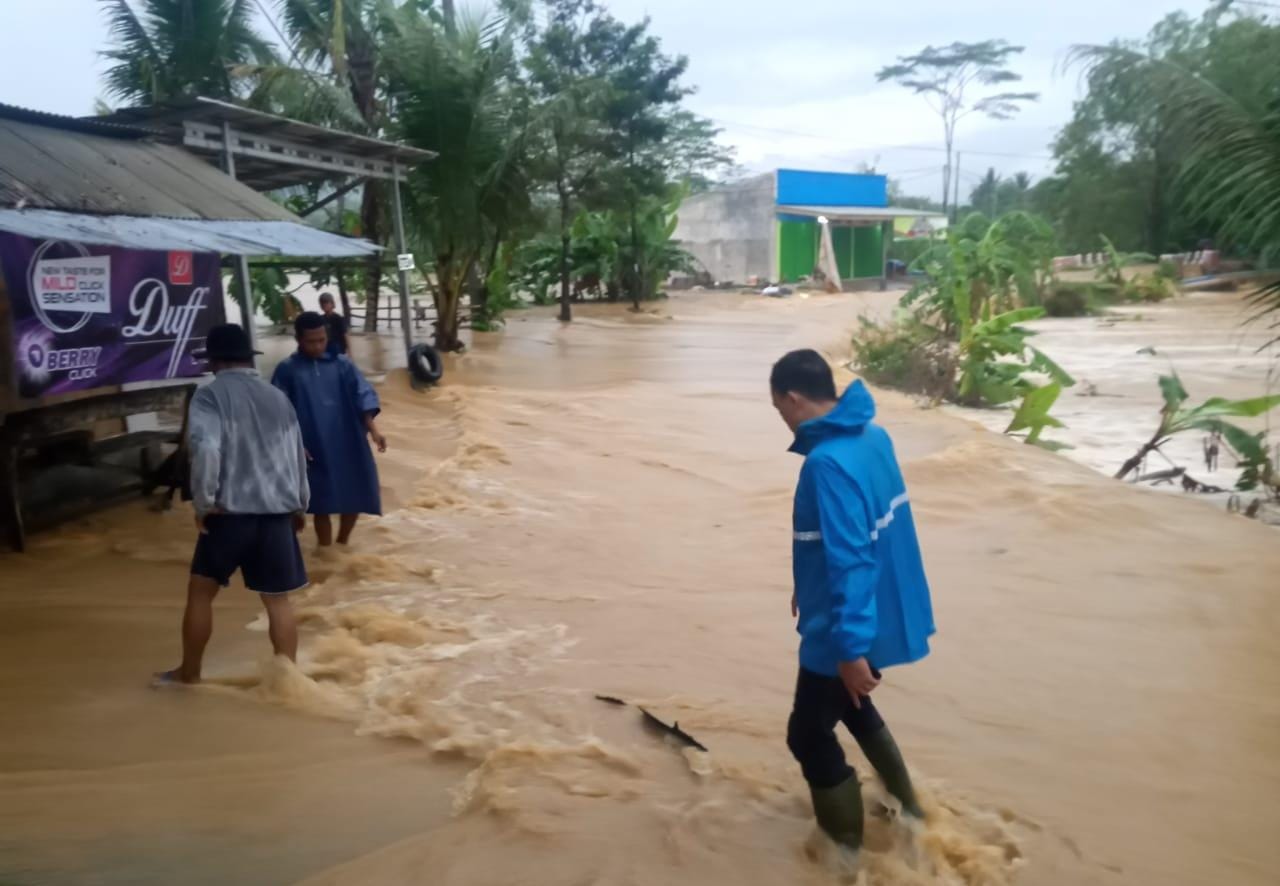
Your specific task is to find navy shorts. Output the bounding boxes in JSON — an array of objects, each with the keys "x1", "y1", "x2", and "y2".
[{"x1": 191, "y1": 514, "x2": 308, "y2": 595}]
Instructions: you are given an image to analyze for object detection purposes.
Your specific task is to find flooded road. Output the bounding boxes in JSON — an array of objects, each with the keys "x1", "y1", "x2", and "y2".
[{"x1": 2, "y1": 292, "x2": 1279, "y2": 886}]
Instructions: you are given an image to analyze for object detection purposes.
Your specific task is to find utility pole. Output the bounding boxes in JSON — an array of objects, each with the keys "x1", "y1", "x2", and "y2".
[{"x1": 952, "y1": 151, "x2": 963, "y2": 223}]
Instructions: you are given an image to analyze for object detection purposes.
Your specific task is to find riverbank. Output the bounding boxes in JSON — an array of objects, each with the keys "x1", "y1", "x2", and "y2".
[{"x1": 2, "y1": 291, "x2": 1278, "y2": 886}]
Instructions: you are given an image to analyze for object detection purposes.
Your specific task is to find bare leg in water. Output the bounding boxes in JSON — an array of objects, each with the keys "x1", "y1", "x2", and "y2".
[
  {"x1": 314, "y1": 514, "x2": 333, "y2": 547},
  {"x1": 156, "y1": 580, "x2": 299, "y2": 685},
  {"x1": 337, "y1": 513, "x2": 359, "y2": 544},
  {"x1": 155, "y1": 574, "x2": 221, "y2": 684},
  {"x1": 259, "y1": 592, "x2": 298, "y2": 662}
]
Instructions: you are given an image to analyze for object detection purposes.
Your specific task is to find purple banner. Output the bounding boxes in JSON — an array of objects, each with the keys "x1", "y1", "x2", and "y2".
[{"x1": 0, "y1": 233, "x2": 225, "y2": 399}]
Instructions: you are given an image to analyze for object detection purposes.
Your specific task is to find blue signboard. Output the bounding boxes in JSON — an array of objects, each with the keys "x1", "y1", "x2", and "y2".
[{"x1": 775, "y1": 169, "x2": 888, "y2": 208}]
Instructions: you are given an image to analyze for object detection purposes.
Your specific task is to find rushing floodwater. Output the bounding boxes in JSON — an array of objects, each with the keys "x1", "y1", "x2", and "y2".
[
  {"x1": 952, "y1": 289, "x2": 1279, "y2": 522},
  {"x1": 2, "y1": 291, "x2": 1278, "y2": 886}
]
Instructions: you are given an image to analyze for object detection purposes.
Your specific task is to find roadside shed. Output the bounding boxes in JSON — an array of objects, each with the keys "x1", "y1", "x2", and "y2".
[
  {"x1": 675, "y1": 169, "x2": 944, "y2": 288},
  {"x1": 0, "y1": 100, "x2": 423, "y2": 550}
]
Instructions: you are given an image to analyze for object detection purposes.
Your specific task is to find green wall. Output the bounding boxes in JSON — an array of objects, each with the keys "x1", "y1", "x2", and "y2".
[
  {"x1": 777, "y1": 220, "x2": 885, "y2": 281},
  {"x1": 778, "y1": 220, "x2": 817, "y2": 281}
]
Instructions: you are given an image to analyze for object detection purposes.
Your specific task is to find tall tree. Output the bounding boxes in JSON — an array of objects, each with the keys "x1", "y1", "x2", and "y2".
[
  {"x1": 589, "y1": 17, "x2": 692, "y2": 307},
  {"x1": 1070, "y1": 9, "x2": 1280, "y2": 336},
  {"x1": 100, "y1": 0, "x2": 274, "y2": 105},
  {"x1": 1045, "y1": 6, "x2": 1277, "y2": 256},
  {"x1": 876, "y1": 41, "x2": 1038, "y2": 219},
  {"x1": 518, "y1": 2, "x2": 728, "y2": 318},
  {"x1": 520, "y1": 0, "x2": 611, "y2": 323},
  {"x1": 278, "y1": 0, "x2": 396, "y2": 331},
  {"x1": 387, "y1": 6, "x2": 533, "y2": 351}
]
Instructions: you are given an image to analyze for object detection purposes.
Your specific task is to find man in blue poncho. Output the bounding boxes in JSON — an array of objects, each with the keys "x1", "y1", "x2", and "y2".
[
  {"x1": 272, "y1": 312, "x2": 387, "y2": 547},
  {"x1": 770, "y1": 349, "x2": 936, "y2": 857}
]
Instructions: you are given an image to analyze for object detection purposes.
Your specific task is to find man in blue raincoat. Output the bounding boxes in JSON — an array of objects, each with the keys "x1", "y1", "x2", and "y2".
[
  {"x1": 272, "y1": 312, "x2": 387, "y2": 547},
  {"x1": 770, "y1": 349, "x2": 935, "y2": 856}
]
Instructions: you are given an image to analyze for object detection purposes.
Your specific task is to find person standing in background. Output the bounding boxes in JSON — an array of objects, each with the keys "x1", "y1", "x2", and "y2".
[
  {"x1": 272, "y1": 312, "x2": 386, "y2": 547},
  {"x1": 155, "y1": 324, "x2": 310, "y2": 685},
  {"x1": 319, "y1": 292, "x2": 348, "y2": 357}
]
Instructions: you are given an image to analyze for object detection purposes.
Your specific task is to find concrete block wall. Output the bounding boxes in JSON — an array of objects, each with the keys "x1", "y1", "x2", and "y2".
[{"x1": 674, "y1": 173, "x2": 776, "y2": 284}]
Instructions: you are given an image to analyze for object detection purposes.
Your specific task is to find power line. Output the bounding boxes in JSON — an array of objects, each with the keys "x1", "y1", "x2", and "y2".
[{"x1": 708, "y1": 115, "x2": 1054, "y2": 162}]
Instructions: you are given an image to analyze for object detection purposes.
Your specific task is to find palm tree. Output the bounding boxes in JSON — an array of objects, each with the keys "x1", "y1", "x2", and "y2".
[
  {"x1": 1070, "y1": 44, "x2": 1280, "y2": 340},
  {"x1": 384, "y1": 7, "x2": 533, "y2": 351},
  {"x1": 100, "y1": 0, "x2": 275, "y2": 105},
  {"x1": 275, "y1": 0, "x2": 402, "y2": 331}
]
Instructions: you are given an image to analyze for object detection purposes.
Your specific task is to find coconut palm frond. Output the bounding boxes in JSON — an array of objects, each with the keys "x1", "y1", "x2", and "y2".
[
  {"x1": 99, "y1": 0, "x2": 163, "y2": 103},
  {"x1": 278, "y1": 0, "x2": 345, "y2": 69},
  {"x1": 99, "y1": 0, "x2": 277, "y2": 104}
]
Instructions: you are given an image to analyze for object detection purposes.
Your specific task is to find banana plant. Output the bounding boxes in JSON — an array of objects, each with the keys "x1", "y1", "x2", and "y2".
[
  {"x1": 1115, "y1": 373, "x2": 1280, "y2": 481},
  {"x1": 906, "y1": 211, "x2": 1057, "y2": 333},
  {"x1": 1005, "y1": 382, "x2": 1072, "y2": 450},
  {"x1": 956, "y1": 305, "x2": 1075, "y2": 406},
  {"x1": 1095, "y1": 234, "x2": 1156, "y2": 289}
]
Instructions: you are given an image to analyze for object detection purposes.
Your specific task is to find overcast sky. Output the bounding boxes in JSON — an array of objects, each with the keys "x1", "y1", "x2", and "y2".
[{"x1": 2, "y1": 0, "x2": 1206, "y2": 202}]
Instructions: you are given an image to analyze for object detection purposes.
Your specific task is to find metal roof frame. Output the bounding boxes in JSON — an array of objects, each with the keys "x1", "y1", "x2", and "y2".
[
  {"x1": 96, "y1": 98, "x2": 436, "y2": 359},
  {"x1": 101, "y1": 97, "x2": 436, "y2": 191}
]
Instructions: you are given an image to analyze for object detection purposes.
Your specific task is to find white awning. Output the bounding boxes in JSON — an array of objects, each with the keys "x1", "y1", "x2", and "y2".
[
  {"x1": 0, "y1": 208, "x2": 380, "y2": 257},
  {"x1": 776, "y1": 204, "x2": 944, "y2": 222}
]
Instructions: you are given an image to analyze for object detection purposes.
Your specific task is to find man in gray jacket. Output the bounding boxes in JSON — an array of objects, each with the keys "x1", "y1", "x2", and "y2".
[{"x1": 155, "y1": 324, "x2": 310, "y2": 685}]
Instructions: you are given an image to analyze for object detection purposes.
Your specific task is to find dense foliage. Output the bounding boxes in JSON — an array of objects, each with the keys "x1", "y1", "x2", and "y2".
[{"x1": 97, "y1": 0, "x2": 733, "y2": 349}]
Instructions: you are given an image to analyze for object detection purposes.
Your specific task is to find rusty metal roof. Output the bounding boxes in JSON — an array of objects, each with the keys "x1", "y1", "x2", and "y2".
[
  {"x1": 0, "y1": 105, "x2": 298, "y2": 221},
  {"x1": 0, "y1": 103, "x2": 383, "y2": 257}
]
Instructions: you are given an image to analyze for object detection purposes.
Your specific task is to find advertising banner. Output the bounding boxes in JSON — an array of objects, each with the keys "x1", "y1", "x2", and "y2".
[{"x1": 0, "y1": 233, "x2": 225, "y2": 399}]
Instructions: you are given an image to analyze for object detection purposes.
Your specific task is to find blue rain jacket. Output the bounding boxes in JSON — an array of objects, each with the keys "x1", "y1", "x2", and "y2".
[
  {"x1": 790, "y1": 381, "x2": 935, "y2": 675},
  {"x1": 272, "y1": 352, "x2": 382, "y2": 516}
]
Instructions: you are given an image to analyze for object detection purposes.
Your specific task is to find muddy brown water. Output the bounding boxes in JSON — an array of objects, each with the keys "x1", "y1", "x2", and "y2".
[{"x1": 2, "y1": 291, "x2": 1278, "y2": 886}]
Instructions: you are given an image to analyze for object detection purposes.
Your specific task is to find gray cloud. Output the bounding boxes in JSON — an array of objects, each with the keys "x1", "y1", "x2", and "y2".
[{"x1": 1, "y1": 0, "x2": 1203, "y2": 202}]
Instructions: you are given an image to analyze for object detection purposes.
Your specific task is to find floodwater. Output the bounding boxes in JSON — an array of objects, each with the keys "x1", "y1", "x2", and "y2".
[
  {"x1": 2, "y1": 292, "x2": 1279, "y2": 886},
  {"x1": 953, "y1": 289, "x2": 1280, "y2": 521}
]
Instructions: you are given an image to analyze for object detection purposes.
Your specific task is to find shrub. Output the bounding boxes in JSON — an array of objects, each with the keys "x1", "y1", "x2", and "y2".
[
  {"x1": 1126, "y1": 275, "x2": 1174, "y2": 302},
  {"x1": 852, "y1": 318, "x2": 957, "y2": 402},
  {"x1": 1042, "y1": 282, "x2": 1091, "y2": 317}
]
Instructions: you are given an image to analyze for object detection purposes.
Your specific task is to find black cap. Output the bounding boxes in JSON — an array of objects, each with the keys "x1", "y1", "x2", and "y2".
[{"x1": 193, "y1": 324, "x2": 262, "y2": 362}]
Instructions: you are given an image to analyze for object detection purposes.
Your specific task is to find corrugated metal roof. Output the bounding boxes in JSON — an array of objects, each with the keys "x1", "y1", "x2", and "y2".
[
  {"x1": 0, "y1": 113, "x2": 298, "y2": 221},
  {"x1": 0, "y1": 209, "x2": 379, "y2": 257},
  {"x1": 0, "y1": 102, "x2": 159, "y2": 139},
  {"x1": 777, "y1": 204, "x2": 945, "y2": 221}
]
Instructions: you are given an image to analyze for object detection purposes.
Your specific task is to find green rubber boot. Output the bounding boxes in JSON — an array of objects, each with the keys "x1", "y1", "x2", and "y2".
[
  {"x1": 856, "y1": 727, "x2": 925, "y2": 820},
  {"x1": 810, "y1": 775, "x2": 865, "y2": 850}
]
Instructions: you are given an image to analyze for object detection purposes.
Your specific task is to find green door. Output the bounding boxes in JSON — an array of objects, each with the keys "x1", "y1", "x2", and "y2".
[
  {"x1": 832, "y1": 227, "x2": 854, "y2": 280},
  {"x1": 778, "y1": 220, "x2": 818, "y2": 281},
  {"x1": 852, "y1": 225, "x2": 884, "y2": 278}
]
